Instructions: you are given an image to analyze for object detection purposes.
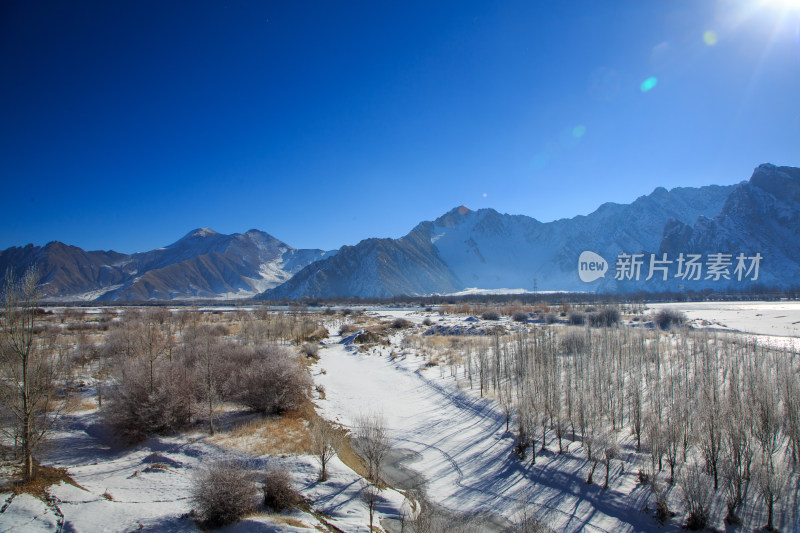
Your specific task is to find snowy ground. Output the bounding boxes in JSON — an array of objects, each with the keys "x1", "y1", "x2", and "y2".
[
  {"x1": 2, "y1": 301, "x2": 799, "y2": 532},
  {"x1": 316, "y1": 319, "x2": 673, "y2": 533},
  {"x1": 648, "y1": 300, "x2": 800, "y2": 338},
  {"x1": 0, "y1": 402, "x2": 404, "y2": 532}
]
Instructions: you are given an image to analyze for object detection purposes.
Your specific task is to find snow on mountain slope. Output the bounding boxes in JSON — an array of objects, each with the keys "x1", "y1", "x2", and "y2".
[
  {"x1": 655, "y1": 164, "x2": 800, "y2": 291},
  {"x1": 264, "y1": 178, "x2": 737, "y2": 298},
  {"x1": 97, "y1": 229, "x2": 334, "y2": 301},
  {"x1": 0, "y1": 229, "x2": 332, "y2": 301}
]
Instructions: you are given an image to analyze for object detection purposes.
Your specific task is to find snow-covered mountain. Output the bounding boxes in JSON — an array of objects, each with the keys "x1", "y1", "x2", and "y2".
[
  {"x1": 263, "y1": 164, "x2": 799, "y2": 298},
  {"x1": 655, "y1": 164, "x2": 800, "y2": 290},
  {"x1": 4, "y1": 164, "x2": 797, "y2": 301},
  {"x1": 0, "y1": 229, "x2": 333, "y2": 301}
]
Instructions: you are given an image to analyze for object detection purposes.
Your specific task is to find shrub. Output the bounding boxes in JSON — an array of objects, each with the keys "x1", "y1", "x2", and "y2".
[
  {"x1": 339, "y1": 323, "x2": 359, "y2": 336},
  {"x1": 422, "y1": 318, "x2": 433, "y2": 326},
  {"x1": 544, "y1": 313, "x2": 558, "y2": 324},
  {"x1": 481, "y1": 310, "x2": 500, "y2": 321},
  {"x1": 262, "y1": 465, "x2": 299, "y2": 511},
  {"x1": 104, "y1": 359, "x2": 195, "y2": 443},
  {"x1": 192, "y1": 460, "x2": 258, "y2": 527},
  {"x1": 567, "y1": 311, "x2": 586, "y2": 325},
  {"x1": 391, "y1": 317, "x2": 411, "y2": 329},
  {"x1": 307, "y1": 325, "x2": 329, "y2": 341},
  {"x1": 653, "y1": 308, "x2": 687, "y2": 330},
  {"x1": 234, "y1": 344, "x2": 311, "y2": 414},
  {"x1": 681, "y1": 463, "x2": 711, "y2": 530},
  {"x1": 300, "y1": 343, "x2": 319, "y2": 358},
  {"x1": 588, "y1": 307, "x2": 620, "y2": 327},
  {"x1": 512, "y1": 311, "x2": 528, "y2": 323}
]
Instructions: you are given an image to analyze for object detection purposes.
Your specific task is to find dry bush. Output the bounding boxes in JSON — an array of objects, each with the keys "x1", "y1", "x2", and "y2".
[
  {"x1": 103, "y1": 359, "x2": 195, "y2": 443},
  {"x1": 307, "y1": 325, "x2": 329, "y2": 342},
  {"x1": 354, "y1": 329, "x2": 389, "y2": 346},
  {"x1": 481, "y1": 310, "x2": 500, "y2": 321},
  {"x1": 567, "y1": 311, "x2": 586, "y2": 325},
  {"x1": 299, "y1": 343, "x2": 319, "y2": 359},
  {"x1": 653, "y1": 308, "x2": 687, "y2": 330},
  {"x1": 339, "y1": 323, "x2": 359, "y2": 336},
  {"x1": 512, "y1": 311, "x2": 529, "y2": 322},
  {"x1": 390, "y1": 317, "x2": 411, "y2": 329},
  {"x1": 192, "y1": 459, "x2": 258, "y2": 527},
  {"x1": 262, "y1": 465, "x2": 299, "y2": 511},
  {"x1": 233, "y1": 344, "x2": 311, "y2": 415},
  {"x1": 588, "y1": 307, "x2": 620, "y2": 327}
]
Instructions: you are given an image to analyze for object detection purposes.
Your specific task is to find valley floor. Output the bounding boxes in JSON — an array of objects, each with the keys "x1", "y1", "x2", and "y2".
[{"x1": 1, "y1": 301, "x2": 799, "y2": 532}]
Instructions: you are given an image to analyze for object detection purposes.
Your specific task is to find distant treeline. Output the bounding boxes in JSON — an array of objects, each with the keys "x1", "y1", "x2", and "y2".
[{"x1": 40, "y1": 283, "x2": 800, "y2": 309}]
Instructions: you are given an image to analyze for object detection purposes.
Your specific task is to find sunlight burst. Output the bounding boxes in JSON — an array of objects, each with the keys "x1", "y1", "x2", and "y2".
[{"x1": 760, "y1": 0, "x2": 800, "y2": 12}]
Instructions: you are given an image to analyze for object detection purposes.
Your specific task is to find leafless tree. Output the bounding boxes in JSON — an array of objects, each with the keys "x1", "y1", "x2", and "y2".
[
  {"x1": 0, "y1": 267, "x2": 64, "y2": 480},
  {"x1": 680, "y1": 462, "x2": 712, "y2": 529},
  {"x1": 755, "y1": 453, "x2": 789, "y2": 531},
  {"x1": 355, "y1": 411, "x2": 390, "y2": 485},
  {"x1": 311, "y1": 417, "x2": 343, "y2": 481},
  {"x1": 360, "y1": 480, "x2": 381, "y2": 531},
  {"x1": 603, "y1": 435, "x2": 620, "y2": 489}
]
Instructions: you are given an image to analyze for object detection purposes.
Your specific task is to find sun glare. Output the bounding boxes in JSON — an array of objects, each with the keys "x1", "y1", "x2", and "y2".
[{"x1": 760, "y1": 0, "x2": 800, "y2": 11}]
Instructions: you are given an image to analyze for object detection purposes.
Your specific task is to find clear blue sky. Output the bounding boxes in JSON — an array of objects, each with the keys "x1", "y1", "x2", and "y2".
[{"x1": 1, "y1": 0, "x2": 798, "y2": 253}]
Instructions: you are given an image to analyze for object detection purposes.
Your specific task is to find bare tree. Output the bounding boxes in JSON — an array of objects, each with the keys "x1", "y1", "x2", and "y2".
[
  {"x1": 355, "y1": 412, "x2": 390, "y2": 485},
  {"x1": 193, "y1": 326, "x2": 226, "y2": 436},
  {"x1": 0, "y1": 267, "x2": 63, "y2": 481},
  {"x1": 603, "y1": 435, "x2": 620, "y2": 489},
  {"x1": 311, "y1": 417, "x2": 343, "y2": 481},
  {"x1": 756, "y1": 452, "x2": 789, "y2": 531},
  {"x1": 680, "y1": 462, "x2": 712, "y2": 530},
  {"x1": 360, "y1": 480, "x2": 381, "y2": 531}
]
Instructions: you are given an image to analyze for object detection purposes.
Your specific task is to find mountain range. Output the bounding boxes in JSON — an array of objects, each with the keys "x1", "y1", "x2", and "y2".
[
  {"x1": 0, "y1": 229, "x2": 333, "y2": 301},
  {"x1": 2, "y1": 163, "x2": 798, "y2": 300}
]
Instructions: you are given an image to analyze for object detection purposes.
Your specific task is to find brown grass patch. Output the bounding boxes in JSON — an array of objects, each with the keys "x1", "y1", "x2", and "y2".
[
  {"x1": 264, "y1": 515, "x2": 309, "y2": 528},
  {"x1": 10, "y1": 462, "x2": 87, "y2": 498},
  {"x1": 335, "y1": 432, "x2": 370, "y2": 483},
  {"x1": 62, "y1": 396, "x2": 99, "y2": 412},
  {"x1": 209, "y1": 415, "x2": 311, "y2": 456}
]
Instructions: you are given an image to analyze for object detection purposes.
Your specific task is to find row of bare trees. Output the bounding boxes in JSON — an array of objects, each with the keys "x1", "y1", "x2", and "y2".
[{"x1": 414, "y1": 323, "x2": 799, "y2": 529}]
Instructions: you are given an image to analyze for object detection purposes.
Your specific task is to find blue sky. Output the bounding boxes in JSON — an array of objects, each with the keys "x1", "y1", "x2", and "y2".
[{"x1": 1, "y1": 0, "x2": 798, "y2": 253}]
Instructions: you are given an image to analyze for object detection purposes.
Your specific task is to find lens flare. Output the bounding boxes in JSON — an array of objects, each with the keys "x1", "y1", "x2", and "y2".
[
  {"x1": 640, "y1": 76, "x2": 658, "y2": 92},
  {"x1": 703, "y1": 30, "x2": 718, "y2": 45},
  {"x1": 760, "y1": 0, "x2": 800, "y2": 11},
  {"x1": 572, "y1": 125, "x2": 587, "y2": 138}
]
